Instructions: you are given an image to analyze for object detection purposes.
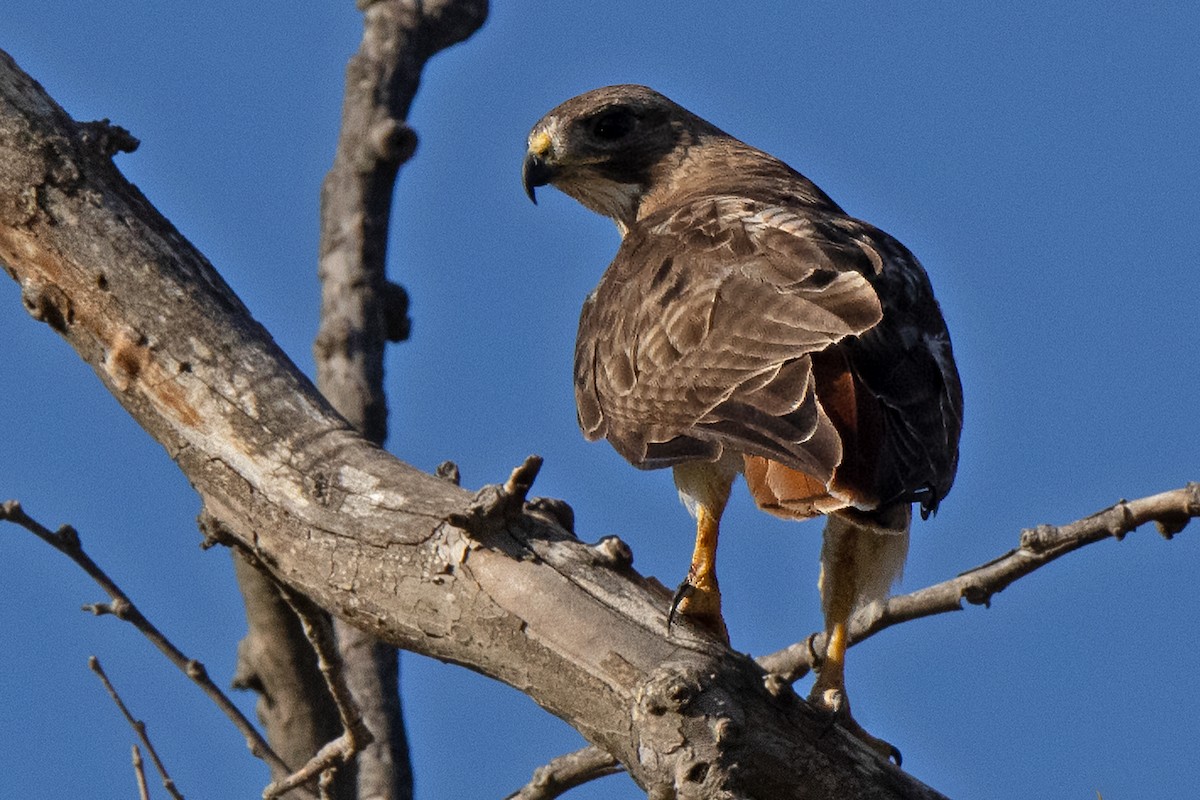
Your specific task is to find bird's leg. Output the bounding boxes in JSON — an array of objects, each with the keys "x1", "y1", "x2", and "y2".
[
  {"x1": 809, "y1": 512, "x2": 904, "y2": 765},
  {"x1": 670, "y1": 462, "x2": 734, "y2": 644},
  {"x1": 670, "y1": 503, "x2": 729, "y2": 642},
  {"x1": 809, "y1": 547, "x2": 854, "y2": 715}
]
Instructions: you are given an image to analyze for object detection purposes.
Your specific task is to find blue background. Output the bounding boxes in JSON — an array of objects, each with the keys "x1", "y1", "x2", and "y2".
[{"x1": 3, "y1": 4, "x2": 1197, "y2": 799}]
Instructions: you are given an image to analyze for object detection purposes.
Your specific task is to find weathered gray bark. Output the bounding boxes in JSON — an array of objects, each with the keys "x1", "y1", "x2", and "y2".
[
  {"x1": 0, "y1": 47, "x2": 949, "y2": 799},
  {"x1": 317, "y1": 3, "x2": 486, "y2": 797},
  {"x1": 226, "y1": 3, "x2": 489, "y2": 799}
]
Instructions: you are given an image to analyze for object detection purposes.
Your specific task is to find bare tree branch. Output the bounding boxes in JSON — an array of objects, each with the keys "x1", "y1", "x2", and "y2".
[
  {"x1": 263, "y1": 588, "x2": 374, "y2": 799},
  {"x1": 507, "y1": 484, "x2": 1200, "y2": 796},
  {"x1": 316, "y1": 0, "x2": 489, "y2": 442},
  {"x1": 230, "y1": 548, "x2": 348, "y2": 799},
  {"x1": 308, "y1": 3, "x2": 486, "y2": 798},
  {"x1": 0, "y1": 501, "x2": 315, "y2": 800},
  {"x1": 131, "y1": 745, "x2": 151, "y2": 800},
  {"x1": 89, "y1": 656, "x2": 185, "y2": 800},
  {"x1": 503, "y1": 745, "x2": 620, "y2": 800},
  {"x1": 758, "y1": 484, "x2": 1200, "y2": 681}
]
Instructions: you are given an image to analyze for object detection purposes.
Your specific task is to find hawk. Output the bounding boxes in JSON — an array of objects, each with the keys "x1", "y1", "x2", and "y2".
[{"x1": 522, "y1": 85, "x2": 962, "y2": 760}]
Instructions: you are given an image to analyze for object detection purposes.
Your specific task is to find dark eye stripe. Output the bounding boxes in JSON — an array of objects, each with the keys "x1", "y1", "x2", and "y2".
[{"x1": 593, "y1": 108, "x2": 635, "y2": 140}]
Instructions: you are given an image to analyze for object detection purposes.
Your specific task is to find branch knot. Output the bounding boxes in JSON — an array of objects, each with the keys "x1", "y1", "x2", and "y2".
[
  {"x1": 959, "y1": 583, "x2": 993, "y2": 608},
  {"x1": 590, "y1": 535, "x2": 632, "y2": 568},
  {"x1": 77, "y1": 119, "x2": 140, "y2": 158},
  {"x1": 1018, "y1": 523, "x2": 1059, "y2": 552},
  {"x1": 367, "y1": 118, "x2": 418, "y2": 166},
  {"x1": 639, "y1": 663, "x2": 705, "y2": 716},
  {"x1": 445, "y1": 455, "x2": 544, "y2": 533},
  {"x1": 1155, "y1": 481, "x2": 1200, "y2": 538}
]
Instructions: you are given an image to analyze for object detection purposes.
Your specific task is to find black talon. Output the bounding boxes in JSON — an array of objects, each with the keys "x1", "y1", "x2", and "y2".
[
  {"x1": 668, "y1": 581, "x2": 694, "y2": 632},
  {"x1": 805, "y1": 632, "x2": 824, "y2": 668}
]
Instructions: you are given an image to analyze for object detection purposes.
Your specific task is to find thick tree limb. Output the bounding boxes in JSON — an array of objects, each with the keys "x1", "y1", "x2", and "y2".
[
  {"x1": 758, "y1": 484, "x2": 1200, "y2": 681},
  {"x1": 514, "y1": 484, "x2": 1200, "y2": 795},
  {"x1": 15, "y1": 47, "x2": 1184, "y2": 799}
]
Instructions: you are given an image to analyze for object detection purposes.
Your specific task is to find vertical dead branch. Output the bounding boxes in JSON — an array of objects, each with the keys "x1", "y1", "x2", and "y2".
[
  {"x1": 231, "y1": 2, "x2": 488, "y2": 794},
  {"x1": 316, "y1": 2, "x2": 491, "y2": 799}
]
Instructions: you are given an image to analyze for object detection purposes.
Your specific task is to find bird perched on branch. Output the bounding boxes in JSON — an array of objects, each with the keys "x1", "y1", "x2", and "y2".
[{"x1": 522, "y1": 84, "x2": 962, "y2": 762}]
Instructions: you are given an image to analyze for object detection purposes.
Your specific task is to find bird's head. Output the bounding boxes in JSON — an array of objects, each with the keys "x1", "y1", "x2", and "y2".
[{"x1": 523, "y1": 85, "x2": 711, "y2": 230}]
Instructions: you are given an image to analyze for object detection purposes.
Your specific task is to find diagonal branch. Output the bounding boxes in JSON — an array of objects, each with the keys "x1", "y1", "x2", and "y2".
[
  {"x1": 507, "y1": 483, "x2": 1200, "y2": 797},
  {"x1": 758, "y1": 484, "x2": 1200, "y2": 681},
  {"x1": 89, "y1": 656, "x2": 185, "y2": 800}
]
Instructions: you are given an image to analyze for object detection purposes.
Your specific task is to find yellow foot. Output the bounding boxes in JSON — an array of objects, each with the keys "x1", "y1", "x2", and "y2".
[
  {"x1": 808, "y1": 684, "x2": 902, "y2": 766},
  {"x1": 669, "y1": 580, "x2": 730, "y2": 644}
]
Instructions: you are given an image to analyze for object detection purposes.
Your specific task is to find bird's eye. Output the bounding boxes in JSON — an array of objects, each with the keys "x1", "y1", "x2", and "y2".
[{"x1": 591, "y1": 108, "x2": 635, "y2": 141}]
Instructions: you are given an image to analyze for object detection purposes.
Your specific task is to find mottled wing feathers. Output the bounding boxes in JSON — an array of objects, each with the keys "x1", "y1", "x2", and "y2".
[
  {"x1": 575, "y1": 192, "x2": 962, "y2": 517},
  {"x1": 575, "y1": 196, "x2": 885, "y2": 492}
]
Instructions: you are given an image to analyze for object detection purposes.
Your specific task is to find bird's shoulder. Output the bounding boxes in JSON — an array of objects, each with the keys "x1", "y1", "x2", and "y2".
[{"x1": 582, "y1": 192, "x2": 892, "y2": 342}]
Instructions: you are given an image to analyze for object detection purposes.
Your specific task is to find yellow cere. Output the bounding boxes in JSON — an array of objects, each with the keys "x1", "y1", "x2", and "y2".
[{"x1": 528, "y1": 130, "x2": 552, "y2": 157}]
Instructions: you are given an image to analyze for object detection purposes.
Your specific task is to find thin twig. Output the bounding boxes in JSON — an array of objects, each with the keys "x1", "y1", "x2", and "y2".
[
  {"x1": 89, "y1": 656, "x2": 184, "y2": 800},
  {"x1": 503, "y1": 745, "x2": 621, "y2": 800},
  {"x1": 319, "y1": 769, "x2": 338, "y2": 800},
  {"x1": 0, "y1": 500, "x2": 316, "y2": 800},
  {"x1": 758, "y1": 483, "x2": 1200, "y2": 681},
  {"x1": 262, "y1": 588, "x2": 373, "y2": 799},
  {"x1": 132, "y1": 745, "x2": 151, "y2": 800}
]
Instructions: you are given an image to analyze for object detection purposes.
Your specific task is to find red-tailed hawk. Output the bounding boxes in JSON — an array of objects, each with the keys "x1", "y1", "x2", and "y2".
[{"x1": 523, "y1": 85, "x2": 962, "y2": 761}]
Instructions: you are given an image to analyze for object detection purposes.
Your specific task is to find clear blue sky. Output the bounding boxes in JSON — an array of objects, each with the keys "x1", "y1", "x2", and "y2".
[{"x1": 3, "y1": 4, "x2": 1198, "y2": 799}]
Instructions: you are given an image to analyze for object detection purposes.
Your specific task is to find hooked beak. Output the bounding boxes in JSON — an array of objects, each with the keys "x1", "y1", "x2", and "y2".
[
  {"x1": 522, "y1": 151, "x2": 555, "y2": 204},
  {"x1": 523, "y1": 129, "x2": 557, "y2": 204}
]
